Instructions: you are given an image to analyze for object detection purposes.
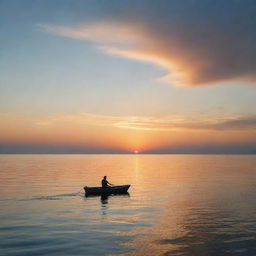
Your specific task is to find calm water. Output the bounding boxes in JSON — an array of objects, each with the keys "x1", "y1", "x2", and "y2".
[{"x1": 0, "y1": 155, "x2": 256, "y2": 256}]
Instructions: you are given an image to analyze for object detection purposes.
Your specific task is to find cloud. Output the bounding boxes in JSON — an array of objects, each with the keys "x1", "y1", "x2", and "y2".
[
  {"x1": 114, "y1": 115, "x2": 256, "y2": 131},
  {"x1": 2, "y1": 112, "x2": 256, "y2": 132},
  {"x1": 38, "y1": 23, "x2": 144, "y2": 44},
  {"x1": 1, "y1": 112, "x2": 256, "y2": 153},
  {"x1": 47, "y1": 113, "x2": 256, "y2": 132},
  {"x1": 39, "y1": 0, "x2": 256, "y2": 87},
  {"x1": 35, "y1": 121, "x2": 51, "y2": 126}
]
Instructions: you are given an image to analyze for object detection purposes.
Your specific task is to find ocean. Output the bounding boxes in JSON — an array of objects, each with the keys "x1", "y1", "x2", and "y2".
[{"x1": 0, "y1": 154, "x2": 256, "y2": 256}]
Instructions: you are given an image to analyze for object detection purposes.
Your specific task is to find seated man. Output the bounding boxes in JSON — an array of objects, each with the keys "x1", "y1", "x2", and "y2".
[{"x1": 101, "y1": 176, "x2": 114, "y2": 188}]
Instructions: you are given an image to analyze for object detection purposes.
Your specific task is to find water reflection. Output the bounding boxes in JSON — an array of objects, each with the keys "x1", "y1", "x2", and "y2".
[
  {"x1": 100, "y1": 195, "x2": 109, "y2": 218},
  {"x1": 100, "y1": 193, "x2": 130, "y2": 204},
  {"x1": 101, "y1": 194, "x2": 109, "y2": 205},
  {"x1": 153, "y1": 207, "x2": 256, "y2": 256},
  {"x1": 85, "y1": 193, "x2": 130, "y2": 203},
  {"x1": 117, "y1": 188, "x2": 256, "y2": 256},
  {"x1": 1, "y1": 155, "x2": 256, "y2": 256}
]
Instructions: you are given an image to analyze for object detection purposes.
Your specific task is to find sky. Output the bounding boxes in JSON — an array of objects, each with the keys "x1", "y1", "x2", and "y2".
[{"x1": 0, "y1": 0, "x2": 256, "y2": 154}]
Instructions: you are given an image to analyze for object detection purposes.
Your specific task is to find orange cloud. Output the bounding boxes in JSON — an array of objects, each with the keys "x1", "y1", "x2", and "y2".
[
  {"x1": 2, "y1": 112, "x2": 256, "y2": 133},
  {"x1": 43, "y1": 112, "x2": 256, "y2": 132},
  {"x1": 39, "y1": 21, "x2": 256, "y2": 87},
  {"x1": 1, "y1": 112, "x2": 256, "y2": 153},
  {"x1": 38, "y1": 23, "x2": 188, "y2": 86}
]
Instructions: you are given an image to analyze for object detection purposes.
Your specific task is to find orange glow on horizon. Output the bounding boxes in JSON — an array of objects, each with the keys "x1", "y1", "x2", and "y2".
[{"x1": 0, "y1": 112, "x2": 256, "y2": 153}]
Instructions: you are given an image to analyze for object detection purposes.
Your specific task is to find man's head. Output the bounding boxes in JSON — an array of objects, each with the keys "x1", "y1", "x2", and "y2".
[{"x1": 103, "y1": 176, "x2": 107, "y2": 179}]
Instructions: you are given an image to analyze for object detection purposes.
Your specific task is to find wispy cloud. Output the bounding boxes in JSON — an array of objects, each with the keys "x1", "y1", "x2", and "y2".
[
  {"x1": 38, "y1": 23, "x2": 190, "y2": 86},
  {"x1": 38, "y1": 23, "x2": 144, "y2": 44},
  {"x1": 2, "y1": 112, "x2": 256, "y2": 132},
  {"x1": 35, "y1": 121, "x2": 51, "y2": 126},
  {"x1": 38, "y1": 1, "x2": 256, "y2": 87},
  {"x1": 43, "y1": 113, "x2": 256, "y2": 132}
]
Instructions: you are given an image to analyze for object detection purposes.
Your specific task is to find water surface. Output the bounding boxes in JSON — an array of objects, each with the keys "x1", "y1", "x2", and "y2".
[{"x1": 0, "y1": 154, "x2": 256, "y2": 255}]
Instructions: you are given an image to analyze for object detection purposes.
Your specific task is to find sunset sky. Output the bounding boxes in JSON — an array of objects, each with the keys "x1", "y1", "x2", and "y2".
[{"x1": 1, "y1": 0, "x2": 256, "y2": 153}]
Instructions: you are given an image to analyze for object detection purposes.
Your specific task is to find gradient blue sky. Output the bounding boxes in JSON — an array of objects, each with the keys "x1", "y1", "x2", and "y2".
[{"x1": 0, "y1": 0, "x2": 256, "y2": 153}]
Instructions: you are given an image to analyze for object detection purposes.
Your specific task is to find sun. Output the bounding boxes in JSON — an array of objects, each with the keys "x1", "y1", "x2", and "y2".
[{"x1": 134, "y1": 150, "x2": 139, "y2": 154}]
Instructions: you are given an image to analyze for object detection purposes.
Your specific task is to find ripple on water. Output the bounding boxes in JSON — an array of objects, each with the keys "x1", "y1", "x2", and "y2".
[{"x1": 1, "y1": 155, "x2": 256, "y2": 256}]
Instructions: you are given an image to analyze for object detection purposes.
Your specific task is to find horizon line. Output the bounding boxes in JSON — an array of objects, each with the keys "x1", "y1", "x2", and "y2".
[{"x1": 0, "y1": 153, "x2": 255, "y2": 155}]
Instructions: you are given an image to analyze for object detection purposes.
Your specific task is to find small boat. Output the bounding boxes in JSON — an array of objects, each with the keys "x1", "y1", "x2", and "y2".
[{"x1": 84, "y1": 185, "x2": 130, "y2": 196}]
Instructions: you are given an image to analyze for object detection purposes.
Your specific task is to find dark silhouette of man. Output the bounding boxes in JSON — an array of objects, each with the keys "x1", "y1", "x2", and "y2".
[{"x1": 101, "y1": 176, "x2": 113, "y2": 188}]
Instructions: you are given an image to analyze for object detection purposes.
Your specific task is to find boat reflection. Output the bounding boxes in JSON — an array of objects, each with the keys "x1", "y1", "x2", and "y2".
[
  {"x1": 100, "y1": 192, "x2": 130, "y2": 204},
  {"x1": 101, "y1": 193, "x2": 130, "y2": 218},
  {"x1": 85, "y1": 192, "x2": 130, "y2": 198}
]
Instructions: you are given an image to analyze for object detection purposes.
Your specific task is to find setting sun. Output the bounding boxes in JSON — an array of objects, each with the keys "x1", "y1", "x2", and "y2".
[
  {"x1": 0, "y1": 0, "x2": 255, "y2": 156},
  {"x1": 1, "y1": 1, "x2": 256, "y2": 256}
]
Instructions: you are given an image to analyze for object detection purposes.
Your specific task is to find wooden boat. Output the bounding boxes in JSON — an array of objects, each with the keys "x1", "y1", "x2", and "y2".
[{"x1": 84, "y1": 185, "x2": 130, "y2": 196}]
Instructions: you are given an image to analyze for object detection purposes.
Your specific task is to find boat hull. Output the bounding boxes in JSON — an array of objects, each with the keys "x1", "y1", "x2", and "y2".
[{"x1": 84, "y1": 185, "x2": 130, "y2": 196}]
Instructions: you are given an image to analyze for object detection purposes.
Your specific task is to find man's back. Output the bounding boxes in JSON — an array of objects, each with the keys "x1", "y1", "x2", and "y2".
[{"x1": 102, "y1": 178, "x2": 108, "y2": 188}]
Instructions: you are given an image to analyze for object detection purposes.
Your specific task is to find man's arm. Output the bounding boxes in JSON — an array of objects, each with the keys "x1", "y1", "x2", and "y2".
[{"x1": 107, "y1": 181, "x2": 114, "y2": 186}]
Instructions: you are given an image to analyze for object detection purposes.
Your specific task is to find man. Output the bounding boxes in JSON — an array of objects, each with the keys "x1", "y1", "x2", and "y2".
[{"x1": 101, "y1": 176, "x2": 114, "y2": 188}]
